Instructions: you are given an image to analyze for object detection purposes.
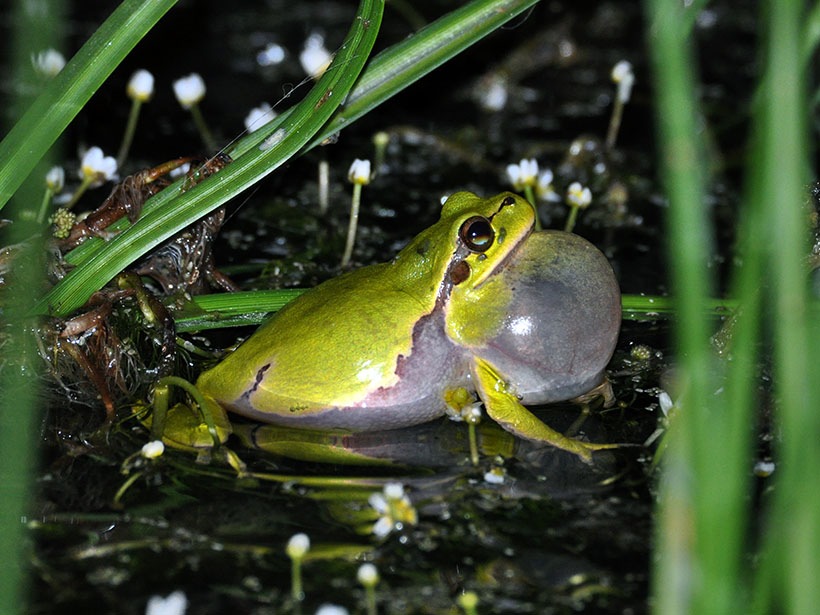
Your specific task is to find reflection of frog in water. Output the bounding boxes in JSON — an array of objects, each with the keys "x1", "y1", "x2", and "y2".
[{"x1": 191, "y1": 191, "x2": 621, "y2": 463}]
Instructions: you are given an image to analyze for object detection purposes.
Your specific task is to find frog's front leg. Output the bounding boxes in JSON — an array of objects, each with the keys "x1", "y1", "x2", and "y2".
[{"x1": 471, "y1": 357, "x2": 617, "y2": 463}]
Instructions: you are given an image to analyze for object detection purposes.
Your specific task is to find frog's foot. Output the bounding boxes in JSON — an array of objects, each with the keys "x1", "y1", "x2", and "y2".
[
  {"x1": 472, "y1": 358, "x2": 615, "y2": 463},
  {"x1": 570, "y1": 377, "x2": 615, "y2": 408}
]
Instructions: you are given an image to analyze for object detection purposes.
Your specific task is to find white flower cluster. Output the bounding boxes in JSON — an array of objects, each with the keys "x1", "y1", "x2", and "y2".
[{"x1": 369, "y1": 482, "x2": 417, "y2": 538}]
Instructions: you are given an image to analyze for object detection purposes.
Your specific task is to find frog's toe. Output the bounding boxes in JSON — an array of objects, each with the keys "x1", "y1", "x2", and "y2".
[{"x1": 559, "y1": 438, "x2": 621, "y2": 464}]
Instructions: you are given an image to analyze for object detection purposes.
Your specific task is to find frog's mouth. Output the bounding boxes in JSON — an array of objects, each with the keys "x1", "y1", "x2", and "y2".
[{"x1": 470, "y1": 231, "x2": 529, "y2": 288}]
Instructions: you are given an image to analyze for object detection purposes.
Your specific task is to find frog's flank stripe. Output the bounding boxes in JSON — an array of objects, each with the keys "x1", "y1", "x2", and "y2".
[{"x1": 242, "y1": 363, "x2": 271, "y2": 400}]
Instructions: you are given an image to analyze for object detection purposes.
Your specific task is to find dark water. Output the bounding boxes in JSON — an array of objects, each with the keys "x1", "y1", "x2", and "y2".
[{"x1": 11, "y1": 1, "x2": 759, "y2": 613}]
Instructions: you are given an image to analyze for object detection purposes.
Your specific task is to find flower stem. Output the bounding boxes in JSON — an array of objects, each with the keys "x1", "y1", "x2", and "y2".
[
  {"x1": 606, "y1": 97, "x2": 624, "y2": 150},
  {"x1": 291, "y1": 557, "x2": 304, "y2": 602},
  {"x1": 318, "y1": 159, "x2": 329, "y2": 214},
  {"x1": 564, "y1": 204, "x2": 580, "y2": 232},
  {"x1": 113, "y1": 470, "x2": 144, "y2": 506},
  {"x1": 36, "y1": 188, "x2": 54, "y2": 224},
  {"x1": 117, "y1": 99, "x2": 143, "y2": 166},
  {"x1": 342, "y1": 182, "x2": 362, "y2": 267},
  {"x1": 65, "y1": 176, "x2": 93, "y2": 209},
  {"x1": 523, "y1": 184, "x2": 541, "y2": 231},
  {"x1": 467, "y1": 421, "x2": 480, "y2": 466},
  {"x1": 189, "y1": 102, "x2": 216, "y2": 151},
  {"x1": 365, "y1": 585, "x2": 377, "y2": 615}
]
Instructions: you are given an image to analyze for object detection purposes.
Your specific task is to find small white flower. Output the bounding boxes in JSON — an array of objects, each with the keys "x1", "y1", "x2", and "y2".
[
  {"x1": 461, "y1": 403, "x2": 482, "y2": 424},
  {"x1": 32, "y1": 48, "x2": 65, "y2": 77},
  {"x1": 257, "y1": 43, "x2": 286, "y2": 66},
  {"x1": 244, "y1": 102, "x2": 277, "y2": 133},
  {"x1": 536, "y1": 169, "x2": 561, "y2": 202},
  {"x1": 79, "y1": 147, "x2": 118, "y2": 186},
  {"x1": 141, "y1": 440, "x2": 165, "y2": 459},
  {"x1": 566, "y1": 182, "x2": 592, "y2": 208},
  {"x1": 658, "y1": 391, "x2": 675, "y2": 417},
  {"x1": 45, "y1": 166, "x2": 65, "y2": 192},
  {"x1": 611, "y1": 60, "x2": 635, "y2": 104},
  {"x1": 145, "y1": 590, "x2": 187, "y2": 615},
  {"x1": 314, "y1": 605, "x2": 349, "y2": 615},
  {"x1": 371, "y1": 515, "x2": 393, "y2": 539},
  {"x1": 127, "y1": 69, "x2": 155, "y2": 102},
  {"x1": 348, "y1": 159, "x2": 372, "y2": 185},
  {"x1": 484, "y1": 466, "x2": 506, "y2": 484},
  {"x1": 173, "y1": 73, "x2": 206, "y2": 109},
  {"x1": 644, "y1": 389, "x2": 678, "y2": 448},
  {"x1": 506, "y1": 158, "x2": 539, "y2": 191},
  {"x1": 478, "y1": 74, "x2": 508, "y2": 111},
  {"x1": 300, "y1": 33, "x2": 332, "y2": 78},
  {"x1": 368, "y1": 483, "x2": 417, "y2": 538},
  {"x1": 357, "y1": 563, "x2": 379, "y2": 586},
  {"x1": 383, "y1": 482, "x2": 404, "y2": 500},
  {"x1": 611, "y1": 60, "x2": 633, "y2": 83},
  {"x1": 169, "y1": 163, "x2": 191, "y2": 179},
  {"x1": 754, "y1": 460, "x2": 776, "y2": 477},
  {"x1": 286, "y1": 533, "x2": 310, "y2": 559}
]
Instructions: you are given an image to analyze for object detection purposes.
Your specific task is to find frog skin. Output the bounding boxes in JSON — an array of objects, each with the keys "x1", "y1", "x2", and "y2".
[{"x1": 196, "y1": 191, "x2": 621, "y2": 461}]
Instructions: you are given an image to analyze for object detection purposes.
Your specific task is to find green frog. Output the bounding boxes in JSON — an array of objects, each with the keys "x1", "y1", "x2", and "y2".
[{"x1": 194, "y1": 191, "x2": 621, "y2": 461}]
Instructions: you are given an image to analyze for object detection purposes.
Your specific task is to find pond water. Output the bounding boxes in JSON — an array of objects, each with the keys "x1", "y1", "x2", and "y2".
[{"x1": 10, "y1": 1, "x2": 759, "y2": 613}]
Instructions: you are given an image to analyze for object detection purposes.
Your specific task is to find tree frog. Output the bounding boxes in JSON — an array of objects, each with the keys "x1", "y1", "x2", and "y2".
[{"x1": 196, "y1": 192, "x2": 621, "y2": 461}]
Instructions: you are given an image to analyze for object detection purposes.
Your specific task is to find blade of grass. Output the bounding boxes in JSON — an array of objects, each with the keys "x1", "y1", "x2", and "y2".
[
  {"x1": 176, "y1": 290, "x2": 306, "y2": 332},
  {"x1": 0, "y1": 0, "x2": 178, "y2": 212},
  {"x1": 803, "y1": 1, "x2": 820, "y2": 63},
  {"x1": 0, "y1": 0, "x2": 64, "y2": 610},
  {"x1": 750, "y1": 1, "x2": 814, "y2": 612},
  {"x1": 173, "y1": 292, "x2": 736, "y2": 332},
  {"x1": 645, "y1": 0, "x2": 754, "y2": 613}
]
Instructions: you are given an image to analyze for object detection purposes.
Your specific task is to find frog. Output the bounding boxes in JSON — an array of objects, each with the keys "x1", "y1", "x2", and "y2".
[{"x1": 194, "y1": 191, "x2": 621, "y2": 462}]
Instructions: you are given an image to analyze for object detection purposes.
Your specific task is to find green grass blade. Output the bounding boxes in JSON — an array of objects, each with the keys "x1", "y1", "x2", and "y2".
[
  {"x1": 751, "y1": 1, "x2": 814, "y2": 612},
  {"x1": 0, "y1": 1, "x2": 63, "y2": 610},
  {"x1": 173, "y1": 291, "x2": 736, "y2": 332},
  {"x1": 644, "y1": 0, "x2": 750, "y2": 613},
  {"x1": 176, "y1": 290, "x2": 306, "y2": 332},
  {"x1": 803, "y1": 1, "x2": 820, "y2": 61},
  {"x1": 0, "y1": 0, "x2": 178, "y2": 212}
]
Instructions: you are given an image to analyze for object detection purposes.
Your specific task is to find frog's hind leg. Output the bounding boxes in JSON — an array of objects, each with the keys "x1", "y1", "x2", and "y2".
[{"x1": 471, "y1": 357, "x2": 617, "y2": 463}]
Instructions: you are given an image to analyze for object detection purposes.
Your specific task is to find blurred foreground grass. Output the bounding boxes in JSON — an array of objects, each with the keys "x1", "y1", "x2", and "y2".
[{"x1": 647, "y1": 1, "x2": 819, "y2": 613}]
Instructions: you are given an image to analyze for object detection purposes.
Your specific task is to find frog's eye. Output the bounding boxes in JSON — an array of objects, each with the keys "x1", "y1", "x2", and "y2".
[{"x1": 459, "y1": 216, "x2": 494, "y2": 252}]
